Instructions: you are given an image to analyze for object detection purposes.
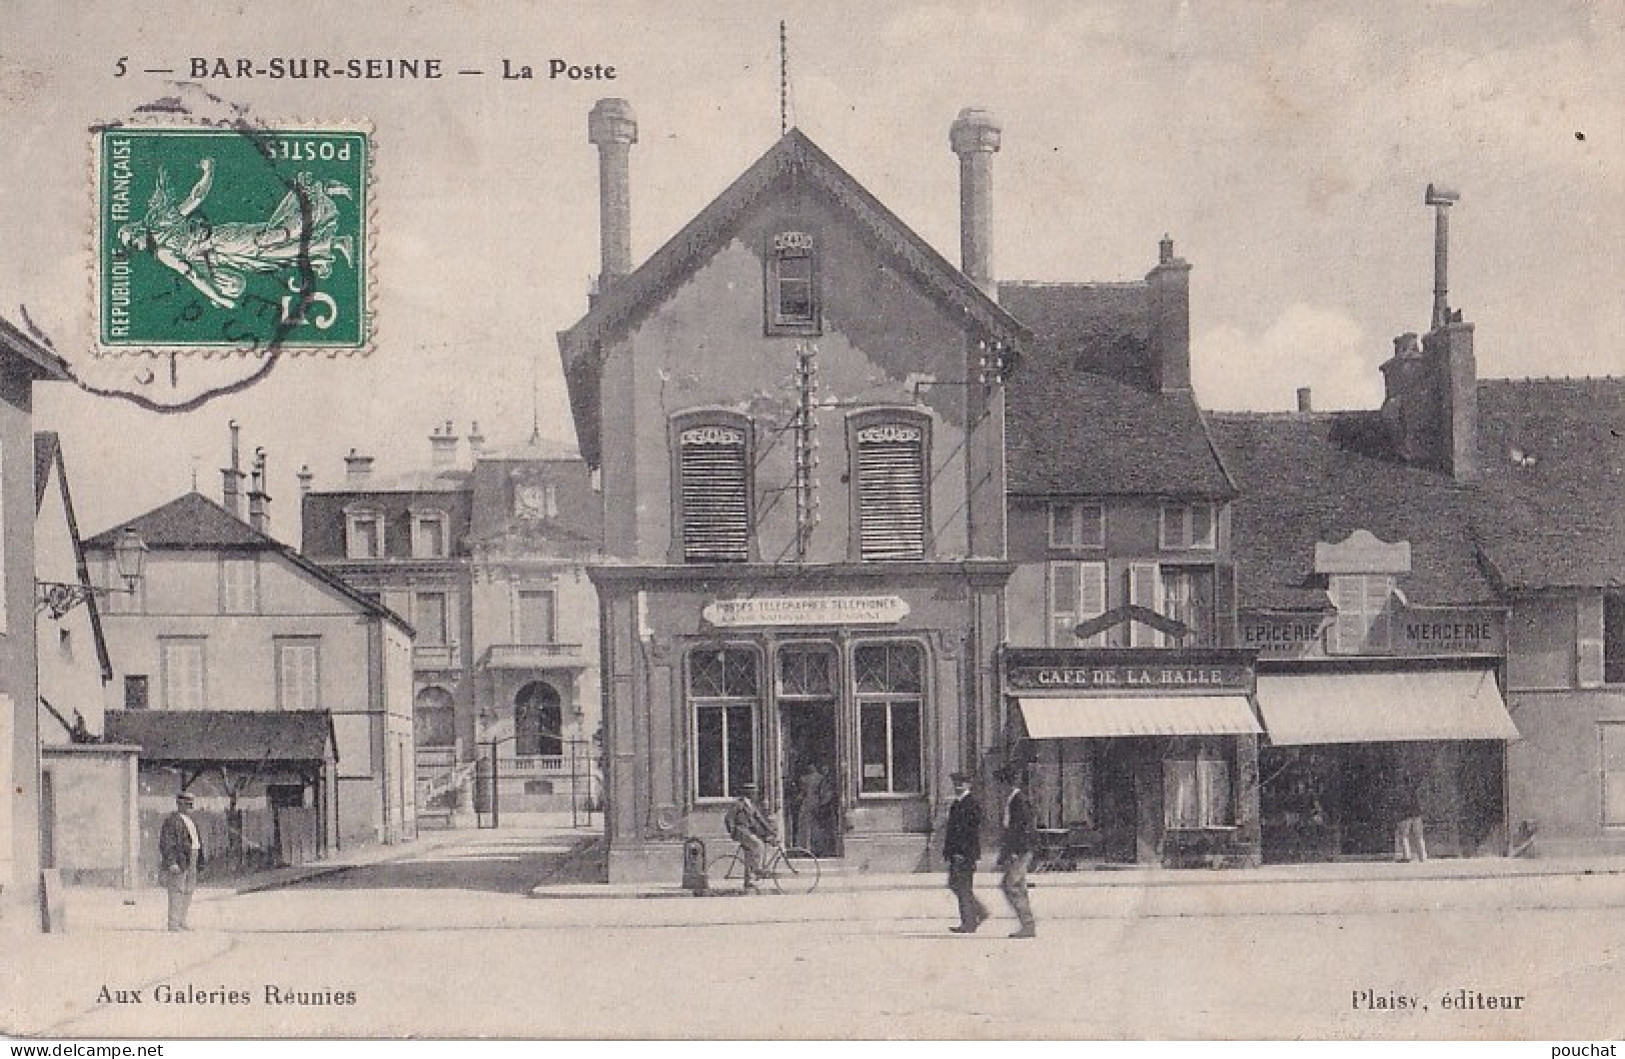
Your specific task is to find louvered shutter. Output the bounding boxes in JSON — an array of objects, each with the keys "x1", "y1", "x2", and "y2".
[
  {"x1": 680, "y1": 426, "x2": 750, "y2": 562},
  {"x1": 856, "y1": 424, "x2": 925, "y2": 560},
  {"x1": 1129, "y1": 562, "x2": 1162, "y2": 647}
]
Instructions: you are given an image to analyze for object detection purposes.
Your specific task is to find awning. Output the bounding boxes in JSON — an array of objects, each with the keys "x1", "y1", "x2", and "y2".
[
  {"x1": 1255, "y1": 668, "x2": 1519, "y2": 746},
  {"x1": 1017, "y1": 695, "x2": 1262, "y2": 739}
]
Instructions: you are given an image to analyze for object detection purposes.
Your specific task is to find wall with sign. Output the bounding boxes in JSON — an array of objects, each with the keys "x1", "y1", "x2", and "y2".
[{"x1": 1239, "y1": 606, "x2": 1505, "y2": 661}]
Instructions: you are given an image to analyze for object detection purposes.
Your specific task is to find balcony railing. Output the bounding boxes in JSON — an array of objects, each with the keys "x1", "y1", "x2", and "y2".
[{"x1": 478, "y1": 643, "x2": 587, "y2": 670}]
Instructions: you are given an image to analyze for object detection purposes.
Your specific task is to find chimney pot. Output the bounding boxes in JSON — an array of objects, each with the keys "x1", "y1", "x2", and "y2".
[
  {"x1": 1296, "y1": 387, "x2": 1312, "y2": 413},
  {"x1": 344, "y1": 448, "x2": 375, "y2": 486},
  {"x1": 220, "y1": 420, "x2": 247, "y2": 518},
  {"x1": 1426, "y1": 183, "x2": 1461, "y2": 331},
  {"x1": 1146, "y1": 237, "x2": 1193, "y2": 393},
  {"x1": 429, "y1": 423, "x2": 461, "y2": 469},
  {"x1": 297, "y1": 464, "x2": 314, "y2": 496},
  {"x1": 247, "y1": 447, "x2": 270, "y2": 534},
  {"x1": 950, "y1": 107, "x2": 1002, "y2": 294},
  {"x1": 589, "y1": 98, "x2": 638, "y2": 289}
]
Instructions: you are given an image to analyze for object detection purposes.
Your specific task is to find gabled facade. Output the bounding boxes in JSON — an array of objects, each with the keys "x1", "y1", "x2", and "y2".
[
  {"x1": 85, "y1": 490, "x2": 416, "y2": 863},
  {"x1": 559, "y1": 102, "x2": 1022, "y2": 880}
]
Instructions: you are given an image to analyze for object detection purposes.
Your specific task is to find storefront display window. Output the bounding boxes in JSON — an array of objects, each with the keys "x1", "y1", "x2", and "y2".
[
  {"x1": 855, "y1": 642, "x2": 924, "y2": 795},
  {"x1": 691, "y1": 647, "x2": 760, "y2": 799},
  {"x1": 1164, "y1": 754, "x2": 1231, "y2": 829}
]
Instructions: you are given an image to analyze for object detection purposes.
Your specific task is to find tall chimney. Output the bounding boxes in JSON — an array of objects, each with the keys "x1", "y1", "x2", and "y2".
[
  {"x1": 1147, "y1": 236, "x2": 1193, "y2": 393},
  {"x1": 429, "y1": 420, "x2": 460, "y2": 469},
  {"x1": 949, "y1": 107, "x2": 1001, "y2": 296},
  {"x1": 1296, "y1": 387, "x2": 1313, "y2": 413},
  {"x1": 1425, "y1": 183, "x2": 1460, "y2": 331},
  {"x1": 344, "y1": 448, "x2": 374, "y2": 486},
  {"x1": 297, "y1": 464, "x2": 314, "y2": 497},
  {"x1": 221, "y1": 419, "x2": 246, "y2": 519},
  {"x1": 588, "y1": 98, "x2": 638, "y2": 290},
  {"x1": 247, "y1": 447, "x2": 271, "y2": 534}
]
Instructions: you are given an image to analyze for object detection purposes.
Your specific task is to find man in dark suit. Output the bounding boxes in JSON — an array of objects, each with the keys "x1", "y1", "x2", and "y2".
[
  {"x1": 159, "y1": 791, "x2": 204, "y2": 931},
  {"x1": 944, "y1": 770, "x2": 989, "y2": 933},
  {"x1": 995, "y1": 762, "x2": 1038, "y2": 939}
]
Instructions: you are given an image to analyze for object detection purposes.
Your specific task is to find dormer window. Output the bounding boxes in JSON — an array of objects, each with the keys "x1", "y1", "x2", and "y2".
[
  {"x1": 1330, "y1": 574, "x2": 1396, "y2": 653},
  {"x1": 345, "y1": 509, "x2": 384, "y2": 559},
  {"x1": 765, "y1": 230, "x2": 820, "y2": 335},
  {"x1": 411, "y1": 509, "x2": 449, "y2": 558}
]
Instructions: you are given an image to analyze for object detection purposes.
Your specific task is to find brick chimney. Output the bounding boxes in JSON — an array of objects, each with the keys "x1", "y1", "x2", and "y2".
[
  {"x1": 430, "y1": 421, "x2": 460, "y2": 469},
  {"x1": 1147, "y1": 236, "x2": 1192, "y2": 393},
  {"x1": 344, "y1": 448, "x2": 374, "y2": 486},
  {"x1": 949, "y1": 107, "x2": 1001, "y2": 297},
  {"x1": 1380, "y1": 185, "x2": 1477, "y2": 481},
  {"x1": 1296, "y1": 387, "x2": 1313, "y2": 413},
  {"x1": 588, "y1": 98, "x2": 638, "y2": 292},
  {"x1": 220, "y1": 420, "x2": 246, "y2": 519},
  {"x1": 247, "y1": 448, "x2": 271, "y2": 534}
]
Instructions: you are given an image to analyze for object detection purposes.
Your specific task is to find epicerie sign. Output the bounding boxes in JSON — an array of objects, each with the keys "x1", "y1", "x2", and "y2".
[{"x1": 703, "y1": 596, "x2": 910, "y2": 628}]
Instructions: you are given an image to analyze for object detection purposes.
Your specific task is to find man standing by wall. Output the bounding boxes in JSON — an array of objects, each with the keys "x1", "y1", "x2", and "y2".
[
  {"x1": 159, "y1": 792, "x2": 203, "y2": 930},
  {"x1": 995, "y1": 763, "x2": 1038, "y2": 939},
  {"x1": 944, "y1": 771, "x2": 989, "y2": 933}
]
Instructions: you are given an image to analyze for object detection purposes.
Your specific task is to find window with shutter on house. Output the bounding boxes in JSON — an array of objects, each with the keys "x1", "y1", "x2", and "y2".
[
  {"x1": 160, "y1": 638, "x2": 206, "y2": 710},
  {"x1": 1048, "y1": 561, "x2": 1107, "y2": 647},
  {"x1": 1049, "y1": 501, "x2": 1105, "y2": 549},
  {"x1": 276, "y1": 638, "x2": 320, "y2": 711},
  {"x1": 678, "y1": 424, "x2": 751, "y2": 563},
  {"x1": 1161, "y1": 566, "x2": 1216, "y2": 647},
  {"x1": 854, "y1": 422, "x2": 927, "y2": 561},
  {"x1": 1330, "y1": 574, "x2": 1394, "y2": 654},
  {"x1": 1604, "y1": 594, "x2": 1625, "y2": 685},
  {"x1": 1128, "y1": 562, "x2": 1163, "y2": 647},
  {"x1": 1159, "y1": 501, "x2": 1217, "y2": 551}
]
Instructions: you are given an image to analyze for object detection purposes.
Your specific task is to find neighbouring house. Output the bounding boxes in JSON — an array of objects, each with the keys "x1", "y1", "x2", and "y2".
[
  {"x1": 300, "y1": 425, "x2": 603, "y2": 826},
  {"x1": 85, "y1": 444, "x2": 416, "y2": 876}
]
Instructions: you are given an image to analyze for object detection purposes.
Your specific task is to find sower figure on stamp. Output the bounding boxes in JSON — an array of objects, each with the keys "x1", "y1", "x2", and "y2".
[
  {"x1": 944, "y1": 771, "x2": 989, "y2": 934},
  {"x1": 723, "y1": 781, "x2": 775, "y2": 893},
  {"x1": 159, "y1": 791, "x2": 205, "y2": 931},
  {"x1": 995, "y1": 763, "x2": 1038, "y2": 939}
]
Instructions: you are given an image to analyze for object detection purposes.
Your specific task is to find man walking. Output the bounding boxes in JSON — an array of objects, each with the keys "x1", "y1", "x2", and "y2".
[
  {"x1": 944, "y1": 771, "x2": 989, "y2": 933},
  {"x1": 995, "y1": 763, "x2": 1038, "y2": 939},
  {"x1": 723, "y1": 782, "x2": 775, "y2": 893},
  {"x1": 159, "y1": 791, "x2": 204, "y2": 931}
]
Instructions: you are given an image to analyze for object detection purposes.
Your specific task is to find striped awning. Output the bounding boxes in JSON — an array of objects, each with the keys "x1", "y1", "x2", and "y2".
[
  {"x1": 1255, "y1": 668, "x2": 1519, "y2": 746},
  {"x1": 1016, "y1": 695, "x2": 1262, "y2": 739}
]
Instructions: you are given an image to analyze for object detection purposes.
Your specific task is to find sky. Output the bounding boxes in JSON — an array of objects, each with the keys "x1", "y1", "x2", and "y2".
[{"x1": 2, "y1": 0, "x2": 1621, "y2": 543}]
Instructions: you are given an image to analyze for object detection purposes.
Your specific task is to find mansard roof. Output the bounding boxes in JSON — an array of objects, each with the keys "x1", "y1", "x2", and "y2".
[{"x1": 557, "y1": 127, "x2": 1030, "y2": 467}]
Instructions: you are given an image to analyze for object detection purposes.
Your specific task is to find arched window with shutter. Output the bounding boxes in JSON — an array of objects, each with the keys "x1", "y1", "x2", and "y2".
[
  {"x1": 671, "y1": 411, "x2": 753, "y2": 563},
  {"x1": 848, "y1": 410, "x2": 930, "y2": 561}
]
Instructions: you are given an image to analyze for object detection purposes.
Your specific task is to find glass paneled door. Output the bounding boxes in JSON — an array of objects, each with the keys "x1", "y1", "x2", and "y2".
[{"x1": 778, "y1": 643, "x2": 840, "y2": 857}]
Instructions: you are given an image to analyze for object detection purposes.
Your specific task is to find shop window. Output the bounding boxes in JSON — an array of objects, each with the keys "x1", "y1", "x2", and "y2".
[
  {"x1": 220, "y1": 557, "x2": 258, "y2": 614},
  {"x1": 1048, "y1": 561, "x2": 1106, "y2": 647},
  {"x1": 852, "y1": 414, "x2": 929, "y2": 561},
  {"x1": 1604, "y1": 593, "x2": 1625, "y2": 685},
  {"x1": 1603, "y1": 724, "x2": 1625, "y2": 827},
  {"x1": 765, "y1": 229, "x2": 820, "y2": 335},
  {"x1": 414, "y1": 686, "x2": 456, "y2": 748},
  {"x1": 276, "y1": 637, "x2": 320, "y2": 711},
  {"x1": 676, "y1": 419, "x2": 752, "y2": 563},
  {"x1": 855, "y1": 642, "x2": 924, "y2": 795},
  {"x1": 691, "y1": 647, "x2": 760, "y2": 800},
  {"x1": 1161, "y1": 566, "x2": 1216, "y2": 647},
  {"x1": 414, "y1": 591, "x2": 451, "y2": 647},
  {"x1": 1160, "y1": 501, "x2": 1216, "y2": 551},
  {"x1": 411, "y1": 510, "x2": 449, "y2": 558},
  {"x1": 1164, "y1": 754, "x2": 1232, "y2": 829},
  {"x1": 1330, "y1": 574, "x2": 1394, "y2": 653},
  {"x1": 1049, "y1": 501, "x2": 1105, "y2": 550},
  {"x1": 160, "y1": 637, "x2": 206, "y2": 710},
  {"x1": 515, "y1": 682, "x2": 563, "y2": 757},
  {"x1": 346, "y1": 510, "x2": 384, "y2": 559}
]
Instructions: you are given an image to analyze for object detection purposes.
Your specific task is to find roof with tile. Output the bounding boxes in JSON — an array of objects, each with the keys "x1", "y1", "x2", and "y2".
[
  {"x1": 104, "y1": 709, "x2": 336, "y2": 763},
  {"x1": 1000, "y1": 282, "x2": 1234, "y2": 499}
]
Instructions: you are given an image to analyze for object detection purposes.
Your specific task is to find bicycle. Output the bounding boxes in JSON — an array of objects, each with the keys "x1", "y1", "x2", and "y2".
[{"x1": 708, "y1": 837, "x2": 821, "y2": 895}]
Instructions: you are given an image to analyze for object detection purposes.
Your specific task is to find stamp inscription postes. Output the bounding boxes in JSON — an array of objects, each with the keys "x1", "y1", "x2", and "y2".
[{"x1": 96, "y1": 125, "x2": 370, "y2": 355}]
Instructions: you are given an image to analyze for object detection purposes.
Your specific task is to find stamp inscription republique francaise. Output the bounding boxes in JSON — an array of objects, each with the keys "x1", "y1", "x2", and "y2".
[{"x1": 96, "y1": 125, "x2": 371, "y2": 356}]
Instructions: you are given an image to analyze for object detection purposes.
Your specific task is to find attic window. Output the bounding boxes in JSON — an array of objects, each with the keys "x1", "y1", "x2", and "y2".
[{"x1": 766, "y1": 230, "x2": 820, "y2": 335}]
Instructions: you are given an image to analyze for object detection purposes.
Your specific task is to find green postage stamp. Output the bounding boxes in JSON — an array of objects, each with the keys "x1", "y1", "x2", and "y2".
[{"x1": 95, "y1": 125, "x2": 372, "y2": 354}]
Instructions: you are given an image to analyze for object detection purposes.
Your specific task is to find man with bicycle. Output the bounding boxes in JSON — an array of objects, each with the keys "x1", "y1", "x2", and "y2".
[{"x1": 724, "y1": 781, "x2": 775, "y2": 893}]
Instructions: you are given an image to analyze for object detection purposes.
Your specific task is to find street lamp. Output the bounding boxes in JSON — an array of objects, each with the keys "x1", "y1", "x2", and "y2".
[{"x1": 36, "y1": 528, "x2": 147, "y2": 619}]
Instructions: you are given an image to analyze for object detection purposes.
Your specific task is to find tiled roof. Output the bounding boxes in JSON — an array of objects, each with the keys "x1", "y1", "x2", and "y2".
[
  {"x1": 1208, "y1": 412, "x2": 1494, "y2": 609},
  {"x1": 301, "y1": 488, "x2": 475, "y2": 562},
  {"x1": 1000, "y1": 282, "x2": 1234, "y2": 498},
  {"x1": 104, "y1": 710, "x2": 336, "y2": 763},
  {"x1": 85, "y1": 491, "x2": 272, "y2": 550},
  {"x1": 1473, "y1": 378, "x2": 1625, "y2": 591},
  {"x1": 557, "y1": 128, "x2": 1030, "y2": 467}
]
